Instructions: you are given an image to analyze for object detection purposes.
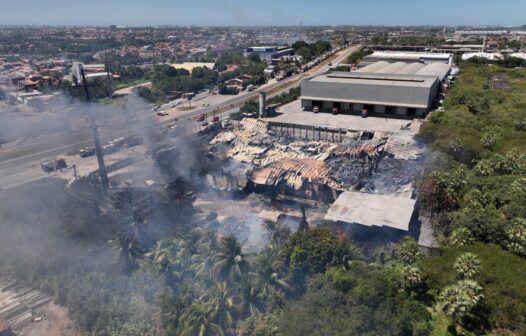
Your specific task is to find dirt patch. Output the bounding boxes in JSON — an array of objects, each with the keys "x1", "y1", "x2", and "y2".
[
  {"x1": 178, "y1": 105, "x2": 196, "y2": 111},
  {"x1": 491, "y1": 73, "x2": 511, "y2": 92},
  {"x1": 16, "y1": 303, "x2": 79, "y2": 336}
]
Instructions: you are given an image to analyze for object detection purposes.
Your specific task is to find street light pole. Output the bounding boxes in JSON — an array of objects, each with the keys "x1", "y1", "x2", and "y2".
[{"x1": 80, "y1": 68, "x2": 109, "y2": 192}]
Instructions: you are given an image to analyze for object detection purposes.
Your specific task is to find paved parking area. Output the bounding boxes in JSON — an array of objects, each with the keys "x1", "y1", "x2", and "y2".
[{"x1": 265, "y1": 100, "x2": 422, "y2": 134}]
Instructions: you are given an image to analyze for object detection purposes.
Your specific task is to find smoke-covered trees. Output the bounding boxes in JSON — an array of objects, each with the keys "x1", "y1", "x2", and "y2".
[
  {"x1": 214, "y1": 236, "x2": 250, "y2": 282},
  {"x1": 282, "y1": 228, "x2": 361, "y2": 285}
]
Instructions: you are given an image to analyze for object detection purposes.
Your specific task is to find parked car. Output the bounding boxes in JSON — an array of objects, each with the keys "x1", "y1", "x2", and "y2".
[
  {"x1": 197, "y1": 114, "x2": 206, "y2": 121},
  {"x1": 201, "y1": 121, "x2": 209, "y2": 127},
  {"x1": 313, "y1": 106, "x2": 320, "y2": 113},
  {"x1": 79, "y1": 147, "x2": 95, "y2": 158},
  {"x1": 212, "y1": 115, "x2": 220, "y2": 123},
  {"x1": 332, "y1": 107, "x2": 339, "y2": 115},
  {"x1": 156, "y1": 111, "x2": 169, "y2": 116}
]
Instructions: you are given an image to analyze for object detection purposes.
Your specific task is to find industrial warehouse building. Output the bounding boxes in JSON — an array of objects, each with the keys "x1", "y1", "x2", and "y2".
[
  {"x1": 244, "y1": 46, "x2": 294, "y2": 61},
  {"x1": 301, "y1": 61, "x2": 451, "y2": 118},
  {"x1": 363, "y1": 51, "x2": 452, "y2": 64}
]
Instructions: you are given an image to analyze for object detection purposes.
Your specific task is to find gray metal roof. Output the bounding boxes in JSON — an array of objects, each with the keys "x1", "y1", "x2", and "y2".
[
  {"x1": 309, "y1": 71, "x2": 437, "y2": 88},
  {"x1": 395, "y1": 62, "x2": 425, "y2": 75},
  {"x1": 325, "y1": 191, "x2": 416, "y2": 231},
  {"x1": 355, "y1": 61, "x2": 390, "y2": 73},
  {"x1": 356, "y1": 61, "x2": 451, "y2": 82},
  {"x1": 302, "y1": 71, "x2": 439, "y2": 108},
  {"x1": 414, "y1": 63, "x2": 451, "y2": 81},
  {"x1": 364, "y1": 51, "x2": 452, "y2": 62},
  {"x1": 374, "y1": 62, "x2": 408, "y2": 74}
]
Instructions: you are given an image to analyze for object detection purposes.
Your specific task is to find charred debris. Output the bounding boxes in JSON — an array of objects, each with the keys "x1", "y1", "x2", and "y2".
[
  {"x1": 206, "y1": 118, "x2": 424, "y2": 202},
  {"x1": 59, "y1": 116, "x2": 423, "y2": 252}
]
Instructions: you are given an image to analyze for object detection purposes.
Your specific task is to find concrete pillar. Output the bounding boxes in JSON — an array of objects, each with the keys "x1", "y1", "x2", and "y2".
[{"x1": 259, "y1": 92, "x2": 266, "y2": 117}]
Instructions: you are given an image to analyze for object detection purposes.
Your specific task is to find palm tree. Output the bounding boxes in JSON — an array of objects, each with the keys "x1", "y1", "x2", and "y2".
[
  {"x1": 396, "y1": 237, "x2": 422, "y2": 266},
  {"x1": 439, "y1": 280, "x2": 484, "y2": 324},
  {"x1": 255, "y1": 247, "x2": 291, "y2": 295},
  {"x1": 150, "y1": 239, "x2": 178, "y2": 285},
  {"x1": 201, "y1": 282, "x2": 238, "y2": 332},
  {"x1": 108, "y1": 233, "x2": 142, "y2": 273},
  {"x1": 156, "y1": 289, "x2": 184, "y2": 335},
  {"x1": 401, "y1": 265, "x2": 422, "y2": 292},
  {"x1": 453, "y1": 253, "x2": 481, "y2": 279},
  {"x1": 449, "y1": 227, "x2": 474, "y2": 246},
  {"x1": 214, "y1": 236, "x2": 250, "y2": 282},
  {"x1": 178, "y1": 303, "x2": 223, "y2": 336},
  {"x1": 506, "y1": 218, "x2": 526, "y2": 256},
  {"x1": 191, "y1": 232, "x2": 219, "y2": 281},
  {"x1": 239, "y1": 279, "x2": 264, "y2": 317}
]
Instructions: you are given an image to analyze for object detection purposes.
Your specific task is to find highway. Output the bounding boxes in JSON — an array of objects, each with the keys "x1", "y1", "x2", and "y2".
[{"x1": 0, "y1": 44, "x2": 360, "y2": 190}]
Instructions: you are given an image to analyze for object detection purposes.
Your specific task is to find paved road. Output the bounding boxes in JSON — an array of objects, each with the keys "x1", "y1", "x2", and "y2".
[{"x1": 0, "y1": 45, "x2": 360, "y2": 189}]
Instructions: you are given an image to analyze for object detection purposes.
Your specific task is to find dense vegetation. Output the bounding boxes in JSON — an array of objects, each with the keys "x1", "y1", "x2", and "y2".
[
  {"x1": 416, "y1": 61, "x2": 526, "y2": 334},
  {"x1": 267, "y1": 87, "x2": 300, "y2": 106},
  {"x1": 418, "y1": 63, "x2": 526, "y2": 246},
  {"x1": 421, "y1": 243, "x2": 526, "y2": 334},
  {"x1": 292, "y1": 40, "x2": 332, "y2": 62},
  {"x1": 345, "y1": 47, "x2": 372, "y2": 65},
  {"x1": 0, "y1": 179, "x2": 437, "y2": 336},
  {"x1": 463, "y1": 56, "x2": 526, "y2": 68}
]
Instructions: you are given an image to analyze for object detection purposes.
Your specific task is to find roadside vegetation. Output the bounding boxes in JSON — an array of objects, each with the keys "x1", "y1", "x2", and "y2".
[
  {"x1": 345, "y1": 47, "x2": 372, "y2": 65},
  {"x1": 267, "y1": 87, "x2": 300, "y2": 106},
  {"x1": 292, "y1": 40, "x2": 332, "y2": 62},
  {"x1": 231, "y1": 87, "x2": 301, "y2": 120},
  {"x1": 416, "y1": 61, "x2": 526, "y2": 334}
]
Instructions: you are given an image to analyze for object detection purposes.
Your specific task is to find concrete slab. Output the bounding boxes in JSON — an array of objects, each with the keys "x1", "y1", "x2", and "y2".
[
  {"x1": 325, "y1": 191, "x2": 416, "y2": 231},
  {"x1": 265, "y1": 100, "x2": 422, "y2": 134}
]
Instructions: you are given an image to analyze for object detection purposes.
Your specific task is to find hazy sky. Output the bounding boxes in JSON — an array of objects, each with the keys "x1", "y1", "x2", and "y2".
[{"x1": 0, "y1": 0, "x2": 524, "y2": 27}]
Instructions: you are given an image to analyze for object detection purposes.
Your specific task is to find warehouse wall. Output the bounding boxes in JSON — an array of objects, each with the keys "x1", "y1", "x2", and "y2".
[{"x1": 301, "y1": 77, "x2": 438, "y2": 109}]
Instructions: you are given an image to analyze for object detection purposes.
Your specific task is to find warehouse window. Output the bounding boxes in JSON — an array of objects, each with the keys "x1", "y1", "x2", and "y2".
[{"x1": 385, "y1": 106, "x2": 396, "y2": 114}]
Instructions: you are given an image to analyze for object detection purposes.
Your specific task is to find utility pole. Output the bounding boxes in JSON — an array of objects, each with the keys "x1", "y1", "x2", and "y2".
[
  {"x1": 80, "y1": 68, "x2": 110, "y2": 192},
  {"x1": 104, "y1": 51, "x2": 113, "y2": 98}
]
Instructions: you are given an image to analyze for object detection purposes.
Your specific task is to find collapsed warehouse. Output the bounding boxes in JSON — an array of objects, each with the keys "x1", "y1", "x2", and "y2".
[
  {"x1": 46, "y1": 115, "x2": 424, "y2": 253},
  {"x1": 206, "y1": 118, "x2": 424, "y2": 233}
]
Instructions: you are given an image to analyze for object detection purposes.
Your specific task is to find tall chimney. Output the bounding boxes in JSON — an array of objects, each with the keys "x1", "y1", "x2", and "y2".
[{"x1": 259, "y1": 92, "x2": 267, "y2": 118}]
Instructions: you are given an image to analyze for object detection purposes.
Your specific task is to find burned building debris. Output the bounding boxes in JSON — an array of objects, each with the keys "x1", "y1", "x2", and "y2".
[
  {"x1": 249, "y1": 158, "x2": 340, "y2": 202},
  {"x1": 203, "y1": 117, "x2": 426, "y2": 237},
  {"x1": 208, "y1": 119, "x2": 423, "y2": 204}
]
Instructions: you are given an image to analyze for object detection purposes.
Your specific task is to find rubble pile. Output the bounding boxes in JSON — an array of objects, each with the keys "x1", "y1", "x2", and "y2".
[{"x1": 209, "y1": 118, "x2": 423, "y2": 201}]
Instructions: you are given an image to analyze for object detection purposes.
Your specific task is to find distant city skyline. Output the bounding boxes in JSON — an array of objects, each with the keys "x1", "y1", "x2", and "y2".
[{"x1": 0, "y1": 0, "x2": 524, "y2": 27}]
